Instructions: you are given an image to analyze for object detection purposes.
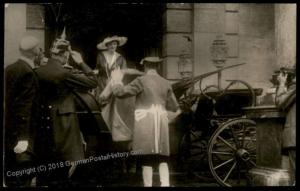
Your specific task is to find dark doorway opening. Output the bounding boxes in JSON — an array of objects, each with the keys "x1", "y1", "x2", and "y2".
[{"x1": 45, "y1": 3, "x2": 165, "y2": 71}]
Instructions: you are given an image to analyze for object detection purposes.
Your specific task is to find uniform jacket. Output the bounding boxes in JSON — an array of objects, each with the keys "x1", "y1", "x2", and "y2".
[
  {"x1": 35, "y1": 58, "x2": 97, "y2": 161},
  {"x1": 5, "y1": 59, "x2": 39, "y2": 160},
  {"x1": 112, "y1": 70, "x2": 179, "y2": 156},
  {"x1": 276, "y1": 82, "x2": 296, "y2": 148}
]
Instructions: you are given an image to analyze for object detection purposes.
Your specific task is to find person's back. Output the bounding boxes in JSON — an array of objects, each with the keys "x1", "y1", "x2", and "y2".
[
  {"x1": 4, "y1": 36, "x2": 42, "y2": 187},
  {"x1": 111, "y1": 57, "x2": 180, "y2": 187},
  {"x1": 134, "y1": 74, "x2": 176, "y2": 111}
]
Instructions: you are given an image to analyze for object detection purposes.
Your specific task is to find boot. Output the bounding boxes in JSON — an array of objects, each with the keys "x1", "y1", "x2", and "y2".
[
  {"x1": 142, "y1": 166, "x2": 153, "y2": 187},
  {"x1": 159, "y1": 162, "x2": 170, "y2": 187}
]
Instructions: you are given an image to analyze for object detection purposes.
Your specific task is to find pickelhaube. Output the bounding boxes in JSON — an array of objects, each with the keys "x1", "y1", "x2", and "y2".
[{"x1": 50, "y1": 27, "x2": 71, "y2": 54}]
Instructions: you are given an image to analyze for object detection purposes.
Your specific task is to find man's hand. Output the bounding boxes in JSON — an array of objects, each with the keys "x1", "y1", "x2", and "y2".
[
  {"x1": 70, "y1": 51, "x2": 84, "y2": 66},
  {"x1": 277, "y1": 71, "x2": 288, "y2": 86},
  {"x1": 14, "y1": 140, "x2": 29, "y2": 154}
]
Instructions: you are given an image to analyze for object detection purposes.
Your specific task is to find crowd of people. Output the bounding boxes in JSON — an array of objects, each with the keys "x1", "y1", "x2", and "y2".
[
  {"x1": 4, "y1": 33, "x2": 180, "y2": 187},
  {"x1": 4, "y1": 31, "x2": 296, "y2": 187}
]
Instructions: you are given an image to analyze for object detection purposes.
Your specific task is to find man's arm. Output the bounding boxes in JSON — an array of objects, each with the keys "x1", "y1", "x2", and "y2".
[
  {"x1": 166, "y1": 87, "x2": 180, "y2": 112},
  {"x1": 65, "y1": 51, "x2": 98, "y2": 90},
  {"x1": 111, "y1": 77, "x2": 143, "y2": 98}
]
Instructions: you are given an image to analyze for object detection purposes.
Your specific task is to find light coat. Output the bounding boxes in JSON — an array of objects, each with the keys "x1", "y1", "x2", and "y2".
[{"x1": 112, "y1": 71, "x2": 179, "y2": 156}]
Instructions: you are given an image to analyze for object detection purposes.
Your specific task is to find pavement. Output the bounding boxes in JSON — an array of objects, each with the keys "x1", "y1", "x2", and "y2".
[{"x1": 76, "y1": 171, "x2": 220, "y2": 187}]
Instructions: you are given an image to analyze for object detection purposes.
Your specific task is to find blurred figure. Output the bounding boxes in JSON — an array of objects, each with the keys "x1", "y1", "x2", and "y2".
[
  {"x1": 95, "y1": 35, "x2": 127, "y2": 99},
  {"x1": 33, "y1": 48, "x2": 47, "y2": 68},
  {"x1": 96, "y1": 35, "x2": 138, "y2": 177},
  {"x1": 275, "y1": 66, "x2": 296, "y2": 185},
  {"x1": 34, "y1": 35, "x2": 97, "y2": 186},
  {"x1": 110, "y1": 57, "x2": 180, "y2": 187},
  {"x1": 4, "y1": 36, "x2": 42, "y2": 187}
]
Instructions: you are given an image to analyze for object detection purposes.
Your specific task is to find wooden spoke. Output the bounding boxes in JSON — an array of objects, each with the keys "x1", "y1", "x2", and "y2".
[
  {"x1": 241, "y1": 124, "x2": 246, "y2": 148},
  {"x1": 217, "y1": 136, "x2": 237, "y2": 151},
  {"x1": 213, "y1": 158, "x2": 234, "y2": 170},
  {"x1": 223, "y1": 161, "x2": 237, "y2": 183},
  {"x1": 249, "y1": 159, "x2": 256, "y2": 167},
  {"x1": 229, "y1": 127, "x2": 240, "y2": 149},
  {"x1": 211, "y1": 151, "x2": 234, "y2": 155}
]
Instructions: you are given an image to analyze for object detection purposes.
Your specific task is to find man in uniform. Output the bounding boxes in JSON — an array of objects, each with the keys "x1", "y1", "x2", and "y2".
[
  {"x1": 34, "y1": 36, "x2": 97, "y2": 186},
  {"x1": 4, "y1": 36, "x2": 43, "y2": 187},
  {"x1": 275, "y1": 66, "x2": 296, "y2": 185},
  {"x1": 110, "y1": 57, "x2": 181, "y2": 187}
]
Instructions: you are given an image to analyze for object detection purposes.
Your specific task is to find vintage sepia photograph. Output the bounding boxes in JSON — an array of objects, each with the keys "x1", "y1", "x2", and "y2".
[{"x1": 3, "y1": 3, "x2": 296, "y2": 187}]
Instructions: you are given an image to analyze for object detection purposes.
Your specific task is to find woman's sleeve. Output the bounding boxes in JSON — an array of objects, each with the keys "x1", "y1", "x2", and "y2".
[
  {"x1": 120, "y1": 55, "x2": 127, "y2": 69},
  {"x1": 96, "y1": 52, "x2": 106, "y2": 75}
]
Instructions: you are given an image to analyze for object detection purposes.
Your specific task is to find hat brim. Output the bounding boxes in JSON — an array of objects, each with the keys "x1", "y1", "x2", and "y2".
[
  {"x1": 140, "y1": 57, "x2": 163, "y2": 65},
  {"x1": 97, "y1": 36, "x2": 127, "y2": 50}
]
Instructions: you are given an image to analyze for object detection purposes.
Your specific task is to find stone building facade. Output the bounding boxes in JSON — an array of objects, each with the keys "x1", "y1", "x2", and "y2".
[{"x1": 4, "y1": 3, "x2": 296, "y2": 92}]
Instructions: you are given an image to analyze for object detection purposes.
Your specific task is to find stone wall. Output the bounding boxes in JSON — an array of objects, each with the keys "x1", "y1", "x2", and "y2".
[
  {"x1": 162, "y1": 3, "x2": 193, "y2": 80},
  {"x1": 193, "y1": 3, "x2": 276, "y2": 91},
  {"x1": 275, "y1": 4, "x2": 296, "y2": 69},
  {"x1": 4, "y1": 3, "x2": 45, "y2": 67}
]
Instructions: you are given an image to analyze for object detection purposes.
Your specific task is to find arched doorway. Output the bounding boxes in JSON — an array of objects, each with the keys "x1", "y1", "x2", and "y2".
[{"x1": 45, "y1": 3, "x2": 165, "y2": 72}]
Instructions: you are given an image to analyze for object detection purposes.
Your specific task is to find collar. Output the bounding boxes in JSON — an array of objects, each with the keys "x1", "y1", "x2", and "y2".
[
  {"x1": 146, "y1": 69, "x2": 158, "y2": 75},
  {"x1": 103, "y1": 51, "x2": 120, "y2": 68},
  {"x1": 19, "y1": 56, "x2": 35, "y2": 69},
  {"x1": 103, "y1": 51, "x2": 120, "y2": 57}
]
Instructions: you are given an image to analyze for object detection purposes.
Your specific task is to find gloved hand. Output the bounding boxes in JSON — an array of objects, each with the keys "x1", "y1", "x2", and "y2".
[
  {"x1": 70, "y1": 51, "x2": 84, "y2": 66},
  {"x1": 277, "y1": 71, "x2": 288, "y2": 86},
  {"x1": 14, "y1": 140, "x2": 29, "y2": 154}
]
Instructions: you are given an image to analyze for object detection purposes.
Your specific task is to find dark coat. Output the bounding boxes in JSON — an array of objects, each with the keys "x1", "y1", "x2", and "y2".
[
  {"x1": 112, "y1": 71, "x2": 179, "y2": 156},
  {"x1": 5, "y1": 59, "x2": 39, "y2": 162},
  {"x1": 35, "y1": 58, "x2": 97, "y2": 161},
  {"x1": 276, "y1": 83, "x2": 296, "y2": 148}
]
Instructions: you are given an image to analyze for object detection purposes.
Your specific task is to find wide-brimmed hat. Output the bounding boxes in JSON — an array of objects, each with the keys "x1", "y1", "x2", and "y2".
[
  {"x1": 140, "y1": 57, "x2": 163, "y2": 65},
  {"x1": 97, "y1": 36, "x2": 127, "y2": 50}
]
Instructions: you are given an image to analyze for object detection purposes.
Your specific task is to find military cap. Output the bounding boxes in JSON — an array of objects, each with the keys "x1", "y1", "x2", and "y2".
[
  {"x1": 50, "y1": 38, "x2": 70, "y2": 54},
  {"x1": 140, "y1": 57, "x2": 163, "y2": 65},
  {"x1": 97, "y1": 36, "x2": 127, "y2": 50},
  {"x1": 19, "y1": 36, "x2": 39, "y2": 51}
]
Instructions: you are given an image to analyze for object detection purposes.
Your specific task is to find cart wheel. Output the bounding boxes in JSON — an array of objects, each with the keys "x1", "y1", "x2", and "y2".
[
  {"x1": 208, "y1": 118, "x2": 256, "y2": 187},
  {"x1": 179, "y1": 130, "x2": 209, "y2": 173}
]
